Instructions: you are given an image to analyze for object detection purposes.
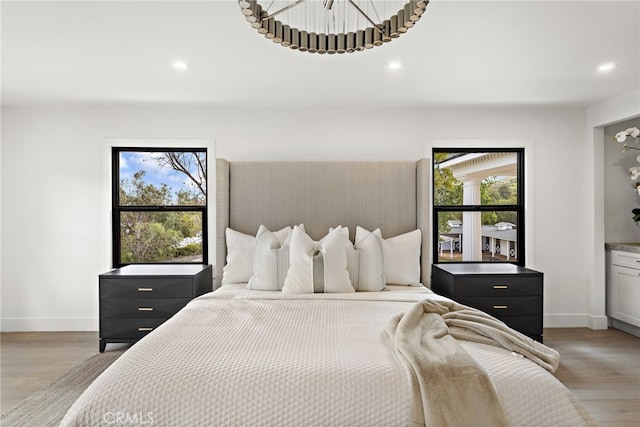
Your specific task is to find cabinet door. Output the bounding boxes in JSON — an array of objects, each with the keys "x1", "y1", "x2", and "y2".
[{"x1": 609, "y1": 264, "x2": 640, "y2": 327}]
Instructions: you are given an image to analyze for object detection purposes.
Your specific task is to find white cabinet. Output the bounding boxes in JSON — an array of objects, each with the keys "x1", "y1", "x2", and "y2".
[{"x1": 607, "y1": 250, "x2": 640, "y2": 328}]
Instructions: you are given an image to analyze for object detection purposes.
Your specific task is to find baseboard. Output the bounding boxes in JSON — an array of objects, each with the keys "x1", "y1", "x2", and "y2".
[
  {"x1": 609, "y1": 318, "x2": 640, "y2": 338},
  {"x1": 544, "y1": 313, "x2": 608, "y2": 329},
  {"x1": 1, "y1": 317, "x2": 98, "y2": 332},
  {"x1": 587, "y1": 314, "x2": 609, "y2": 330}
]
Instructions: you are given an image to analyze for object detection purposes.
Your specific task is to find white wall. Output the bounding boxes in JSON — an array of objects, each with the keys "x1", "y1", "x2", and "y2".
[{"x1": 1, "y1": 104, "x2": 599, "y2": 330}]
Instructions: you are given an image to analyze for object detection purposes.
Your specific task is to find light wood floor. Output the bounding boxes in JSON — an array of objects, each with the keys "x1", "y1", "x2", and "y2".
[
  {"x1": 1, "y1": 331, "x2": 102, "y2": 414},
  {"x1": 544, "y1": 328, "x2": 640, "y2": 427},
  {"x1": 1, "y1": 328, "x2": 639, "y2": 425}
]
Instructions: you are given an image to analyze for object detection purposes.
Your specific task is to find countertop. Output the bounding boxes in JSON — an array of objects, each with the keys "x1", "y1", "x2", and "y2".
[{"x1": 606, "y1": 243, "x2": 640, "y2": 253}]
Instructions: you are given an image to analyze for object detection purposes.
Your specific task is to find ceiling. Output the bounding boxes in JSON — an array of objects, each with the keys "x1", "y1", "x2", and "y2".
[{"x1": 2, "y1": 0, "x2": 639, "y2": 108}]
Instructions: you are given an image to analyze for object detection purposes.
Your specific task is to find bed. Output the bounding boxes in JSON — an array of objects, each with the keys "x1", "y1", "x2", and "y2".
[{"x1": 61, "y1": 159, "x2": 596, "y2": 426}]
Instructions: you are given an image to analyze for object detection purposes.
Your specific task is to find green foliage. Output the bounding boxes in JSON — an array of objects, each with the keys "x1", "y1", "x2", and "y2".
[
  {"x1": 119, "y1": 168, "x2": 204, "y2": 264},
  {"x1": 176, "y1": 190, "x2": 204, "y2": 206},
  {"x1": 120, "y1": 220, "x2": 182, "y2": 263},
  {"x1": 433, "y1": 160, "x2": 463, "y2": 233},
  {"x1": 120, "y1": 171, "x2": 172, "y2": 206},
  {"x1": 480, "y1": 178, "x2": 498, "y2": 225},
  {"x1": 161, "y1": 212, "x2": 202, "y2": 241},
  {"x1": 171, "y1": 243, "x2": 202, "y2": 258},
  {"x1": 487, "y1": 177, "x2": 518, "y2": 224}
]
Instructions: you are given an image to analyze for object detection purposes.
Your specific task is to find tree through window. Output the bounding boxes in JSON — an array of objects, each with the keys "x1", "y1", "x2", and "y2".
[{"x1": 112, "y1": 148, "x2": 207, "y2": 266}]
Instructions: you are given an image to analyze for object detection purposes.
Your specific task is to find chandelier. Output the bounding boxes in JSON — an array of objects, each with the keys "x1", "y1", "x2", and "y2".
[{"x1": 238, "y1": 0, "x2": 429, "y2": 54}]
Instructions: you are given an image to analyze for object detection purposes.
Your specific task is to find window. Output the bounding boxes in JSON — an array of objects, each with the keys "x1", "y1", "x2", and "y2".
[
  {"x1": 432, "y1": 148, "x2": 524, "y2": 265},
  {"x1": 112, "y1": 148, "x2": 207, "y2": 267}
]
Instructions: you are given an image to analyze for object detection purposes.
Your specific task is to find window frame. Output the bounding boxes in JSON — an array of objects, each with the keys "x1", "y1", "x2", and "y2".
[
  {"x1": 432, "y1": 147, "x2": 525, "y2": 266},
  {"x1": 111, "y1": 147, "x2": 208, "y2": 267}
]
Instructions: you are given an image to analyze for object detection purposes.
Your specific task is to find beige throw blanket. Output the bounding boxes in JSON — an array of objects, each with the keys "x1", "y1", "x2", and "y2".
[{"x1": 385, "y1": 299, "x2": 560, "y2": 427}]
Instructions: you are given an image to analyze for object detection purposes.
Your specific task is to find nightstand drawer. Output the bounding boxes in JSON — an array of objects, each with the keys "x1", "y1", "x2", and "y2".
[
  {"x1": 454, "y1": 276, "x2": 542, "y2": 297},
  {"x1": 101, "y1": 318, "x2": 168, "y2": 339},
  {"x1": 495, "y1": 316, "x2": 543, "y2": 336},
  {"x1": 457, "y1": 296, "x2": 542, "y2": 316},
  {"x1": 100, "y1": 277, "x2": 194, "y2": 298},
  {"x1": 101, "y1": 298, "x2": 190, "y2": 319}
]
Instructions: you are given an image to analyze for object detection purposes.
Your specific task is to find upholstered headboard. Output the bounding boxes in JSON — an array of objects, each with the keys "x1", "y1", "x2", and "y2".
[{"x1": 216, "y1": 159, "x2": 431, "y2": 287}]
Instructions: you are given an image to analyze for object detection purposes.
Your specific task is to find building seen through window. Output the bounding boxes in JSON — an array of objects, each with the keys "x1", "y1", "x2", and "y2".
[{"x1": 433, "y1": 149, "x2": 524, "y2": 265}]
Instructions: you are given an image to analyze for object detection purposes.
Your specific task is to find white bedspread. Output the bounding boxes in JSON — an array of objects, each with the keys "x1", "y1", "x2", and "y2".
[{"x1": 61, "y1": 285, "x2": 596, "y2": 426}]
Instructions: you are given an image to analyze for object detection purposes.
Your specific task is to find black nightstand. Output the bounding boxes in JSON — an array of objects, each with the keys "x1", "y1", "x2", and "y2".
[
  {"x1": 431, "y1": 263, "x2": 543, "y2": 342},
  {"x1": 99, "y1": 264, "x2": 213, "y2": 352}
]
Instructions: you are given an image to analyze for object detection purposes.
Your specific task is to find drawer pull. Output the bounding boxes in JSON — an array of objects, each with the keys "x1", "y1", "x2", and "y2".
[
  {"x1": 138, "y1": 307, "x2": 153, "y2": 312},
  {"x1": 493, "y1": 285, "x2": 508, "y2": 289},
  {"x1": 493, "y1": 305, "x2": 508, "y2": 309},
  {"x1": 137, "y1": 288, "x2": 153, "y2": 292},
  {"x1": 138, "y1": 327, "x2": 154, "y2": 332}
]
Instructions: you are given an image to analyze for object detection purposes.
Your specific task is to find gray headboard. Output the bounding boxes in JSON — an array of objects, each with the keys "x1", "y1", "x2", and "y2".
[{"x1": 216, "y1": 159, "x2": 431, "y2": 287}]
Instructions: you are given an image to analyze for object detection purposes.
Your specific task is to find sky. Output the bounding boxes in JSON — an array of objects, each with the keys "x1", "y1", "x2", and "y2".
[{"x1": 119, "y1": 151, "x2": 206, "y2": 203}]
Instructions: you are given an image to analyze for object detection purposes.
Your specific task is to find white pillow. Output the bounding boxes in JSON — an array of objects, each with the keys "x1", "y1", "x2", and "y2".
[
  {"x1": 221, "y1": 228, "x2": 254, "y2": 284},
  {"x1": 222, "y1": 226, "x2": 291, "y2": 285},
  {"x1": 247, "y1": 225, "x2": 295, "y2": 291},
  {"x1": 351, "y1": 226, "x2": 386, "y2": 291},
  {"x1": 383, "y1": 229, "x2": 422, "y2": 285},
  {"x1": 282, "y1": 226, "x2": 353, "y2": 294},
  {"x1": 327, "y1": 226, "x2": 385, "y2": 291}
]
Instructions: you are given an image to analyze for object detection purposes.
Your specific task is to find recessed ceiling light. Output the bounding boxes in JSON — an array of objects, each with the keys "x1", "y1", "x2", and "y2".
[
  {"x1": 172, "y1": 61, "x2": 188, "y2": 71},
  {"x1": 388, "y1": 61, "x2": 402, "y2": 71},
  {"x1": 597, "y1": 62, "x2": 617, "y2": 73}
]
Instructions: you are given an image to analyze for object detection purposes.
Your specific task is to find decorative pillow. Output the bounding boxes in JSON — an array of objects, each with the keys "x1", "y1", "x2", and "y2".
[
  {"x1": 247, "y1": 225, "x2": 295, "y2": 291},
  {"x1": 222, "y1": 226, "x2": 291, "y2": 285},
  {"x1": 383, "y1": 229, "x2": 422, "y2": 285},
  {"x1": 221, "y1": 228, "x2": 254, "y2": 284},
  {"x1": 282, "y1": 226, "x2": 353, "y2": 294},
  {"x1": 326, "y1": 226, "x2": 385, "y2": 291},
  {"x1": 351, "y1": 226, "x2": 386, "y2": 291}
]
